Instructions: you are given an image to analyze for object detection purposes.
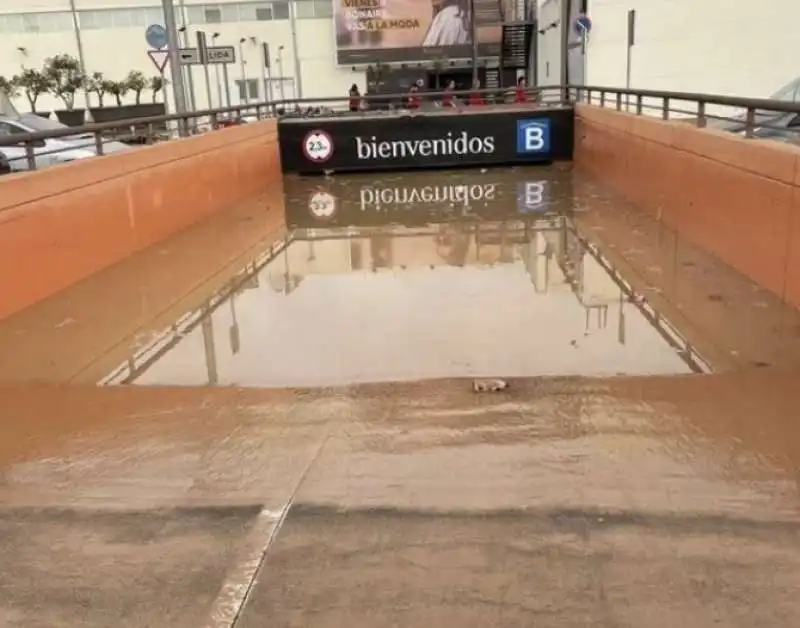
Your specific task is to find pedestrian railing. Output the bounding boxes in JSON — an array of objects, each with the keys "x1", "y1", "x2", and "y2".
[{"x1": 3, "y1": 84, "x2": 799, "y2": 175}]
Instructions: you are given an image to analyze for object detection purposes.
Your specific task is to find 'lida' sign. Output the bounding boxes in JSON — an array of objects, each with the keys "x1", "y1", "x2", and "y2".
[{"x1": 278, "y1": 107, "x2": 574, "y2": 174}]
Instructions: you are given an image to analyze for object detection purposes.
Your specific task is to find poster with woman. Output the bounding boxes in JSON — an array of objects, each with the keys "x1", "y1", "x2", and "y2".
[{"x1": 335, "y1": 0, "x2": 504, "y2": 64}]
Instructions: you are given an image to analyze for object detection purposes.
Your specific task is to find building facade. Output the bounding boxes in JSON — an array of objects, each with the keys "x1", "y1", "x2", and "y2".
[
  {"x1": 0, "y1": 0, "x2": 363, "y2": 114},
  {"x1": 537, "y1": 0, "x2": 800, "y2": 101}
]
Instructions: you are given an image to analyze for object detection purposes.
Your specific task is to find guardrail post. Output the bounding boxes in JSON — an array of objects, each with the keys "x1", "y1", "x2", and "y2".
[
  {"x1": 696, "y1": 101, "x2": 707, "y2": 128},
  {"x1": 661, "y1": 98, "x2": 669, "y2": 120},
  {"x1": 599, "y1": 90, "x2": 605, "y2": 107},
  {"x1": 93, "y1": 131, "x2": 105, "y2": 156},
  {"x1": 24, "y1": 142, "x2": 36, "y2": 170},
  {"x1": 586, "y1": 88, "x2": 592, "y2": 104},
  {"x1": 616, "y1": 92, "x2": 622, "y2": 111},
  {"x1": 745, "y1": 107, "x2": 755, "y2": 138},
  {"x1": 255, "y1": 105, "x2": 264, "y2": 120},
  {"x1": 635, "y1": 94, "x2": 643, "y2": 114}
]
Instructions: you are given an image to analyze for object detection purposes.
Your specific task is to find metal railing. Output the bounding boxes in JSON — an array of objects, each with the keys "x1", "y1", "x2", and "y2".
[
  {"x1": 3, "y1": 83, "x2": 799, "y2": 175},
  {"x1": 570, "y1": 84, "x2": 800, "y2": 143}
]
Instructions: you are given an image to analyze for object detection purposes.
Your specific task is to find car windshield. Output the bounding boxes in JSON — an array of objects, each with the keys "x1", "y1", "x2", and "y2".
[{"x1": 18, "y1": 115, "x2": 71, "y2": 132}]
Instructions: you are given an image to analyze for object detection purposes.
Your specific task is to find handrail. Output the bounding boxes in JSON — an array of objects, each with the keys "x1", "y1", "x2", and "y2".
[{"x1": 2, "y1": 83, "x2": 799, "y2": 166}]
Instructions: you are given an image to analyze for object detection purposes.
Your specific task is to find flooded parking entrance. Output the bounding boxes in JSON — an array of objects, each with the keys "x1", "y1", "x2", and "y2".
[{"x1": 101, "y1": 168, "x2": 706, "y2": 387}]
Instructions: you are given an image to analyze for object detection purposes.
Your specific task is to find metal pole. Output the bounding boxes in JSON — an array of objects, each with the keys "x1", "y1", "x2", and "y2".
[
  {"x1": 198, "y1": 31, "x2": 213, "y2": 109},
  {"x1": 68, "y1": 0, "x2": 91, "y2": 118},
  {"x1": 212, "y1": 34, "x2": 223, "y2": 107},
  {"x1": 160, "y1": 0, "x2": 188, "y2": 132},
  {"x1": 177, "y1": 0, "x2": 196, "y2": 111},
  {"x1": 239, "y1": 40, "x2": 248, "y2": 105},
  {"x1": 277, "y1": 47, "x2": 285, "y2": 100},
  {"x1": 469, "y1": 0, "x2": 478, "y2": 85},
  {"x1": 222, "y1": 63, "x2": 232, "y2": 107},
  {"x1": 288, "y1": 2, "x2": 304, "y2": 98}
]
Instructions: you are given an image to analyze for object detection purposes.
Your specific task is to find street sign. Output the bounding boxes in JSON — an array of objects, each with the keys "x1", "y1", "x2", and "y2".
[
  {"x1": 179, "y1": 46, "x2": 236, "y2": 65},
  {"x1": 145, "y1": 24, "x2": 168, "y2": 50},
  {"x1": 147, "y1": 49, "x2": 169, "y2": 73},
  {"x1": 573, "y1": 13, "x2": 592, "y2": 35}
]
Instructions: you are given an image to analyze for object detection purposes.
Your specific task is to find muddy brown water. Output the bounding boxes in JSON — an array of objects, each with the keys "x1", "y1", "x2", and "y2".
[{"x1": 1, "y1": 165, "x2": 799, "y2": 626}]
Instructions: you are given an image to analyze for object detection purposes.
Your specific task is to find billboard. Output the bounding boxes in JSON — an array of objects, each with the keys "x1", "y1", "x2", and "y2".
[{"x1": 334, "y1": 0, "x2": 506, "y2": 64}]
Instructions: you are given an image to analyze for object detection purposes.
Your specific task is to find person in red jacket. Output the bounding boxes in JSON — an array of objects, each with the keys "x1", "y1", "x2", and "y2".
[
  {"x1": 407, "y1": 84, "x2": 421, "y2": 109},
  {"x1": 348, "y1": 84, "x2": 361, "y2": 112},
  {"x1": 468, "y1": 79, "x2": 484, "y2": 106},
  {"x1": 514, "y1": 76, "x2": 528, "y2": 104},
  {"x1": 442, "y1": 80, "x2": 456, "y2": 107}
]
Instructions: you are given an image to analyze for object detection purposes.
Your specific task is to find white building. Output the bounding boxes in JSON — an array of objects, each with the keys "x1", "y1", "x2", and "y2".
[
  {"x1": 537, "y1": 0, "x2": 800, "y2": 100},
  {"x1": 0, "y1": 0, "x2": 365, "y2": 114}
]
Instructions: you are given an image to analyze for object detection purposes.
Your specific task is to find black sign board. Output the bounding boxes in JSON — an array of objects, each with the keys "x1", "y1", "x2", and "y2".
[{"x1": 278, "y1": 107, "x2": 574, "y2": 174}]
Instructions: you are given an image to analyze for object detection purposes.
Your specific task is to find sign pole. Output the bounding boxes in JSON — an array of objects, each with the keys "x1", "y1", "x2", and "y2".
[
  {"x1": 177, "y1": 0, "x2": 197, "y2": 112},
  {"x1": 196, "y1": 31, "x2": 214, "y2": 109},
  {"x1": 160, "y1": 0, "x2": 188, "y2": 133},
  {"x1": 221, "y1": 63, "x2": 232, "y2": 108},
  {"x1": 238, "y1": 39, "x2": 248, "y2": 105},
  {"x1": 262, "y1": 43, "x2": 274, "y2": 104},
  {"x1": 625, "y1": 9, "x2": 636, "y2": 110}
]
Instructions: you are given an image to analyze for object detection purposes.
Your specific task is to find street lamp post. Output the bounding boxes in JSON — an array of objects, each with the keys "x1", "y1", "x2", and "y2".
[
  {"x1": 238, "y1": 38, "x2": 248, "y2": 105},
  {"x1": 160, "y1": 0, "x2": 188, "y2": 131},
  {"x1": 176, "y1": 20, "x2": 196, "y2": 110},
  {"x1": 277, "y1": 45, "x2": 285, "y2": 101},
  {"x1": 212, "y1": 32, "x2": 223, "y2": 108}
]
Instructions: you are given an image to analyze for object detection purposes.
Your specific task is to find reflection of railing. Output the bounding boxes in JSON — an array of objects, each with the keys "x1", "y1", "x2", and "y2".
[
  {"x1": 567, "y1": 226, "x2": 712, "y2": 374},
  {"x1": 98, "y1": 234, "x2": 293, "y2": 386}
]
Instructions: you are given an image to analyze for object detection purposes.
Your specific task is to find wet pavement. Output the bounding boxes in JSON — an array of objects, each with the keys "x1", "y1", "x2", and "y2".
[{"x1": 1, "y1": 166, "x2": 800, "y2": 625}]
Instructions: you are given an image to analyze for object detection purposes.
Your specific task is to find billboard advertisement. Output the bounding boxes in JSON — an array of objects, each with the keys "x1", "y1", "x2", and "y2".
[{"x1": 334, "y1": 0, "x2": 507, "y2": 64}]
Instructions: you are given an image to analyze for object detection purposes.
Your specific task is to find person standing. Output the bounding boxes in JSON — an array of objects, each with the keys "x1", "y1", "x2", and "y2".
[
  {"x1": 468, "y1": 78, "x2": 485, "y2": 106},
  {"x1": 348, "y1": 84, "x2": 361, "y2": 112},
  {"x1": 514, "y1": 77, "x2": 528, "y2": 104},
  {"x1": 407, "y1": 84, "x2": 421, "y2": 109}
]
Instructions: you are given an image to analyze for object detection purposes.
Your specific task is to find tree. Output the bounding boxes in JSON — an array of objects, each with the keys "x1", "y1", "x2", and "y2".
[
  {"x1": 148, "y1": 76, "x2": 165, "y2": 103},
  {"x1": 44, "y1": 54, "x2": 85, "y2": 110},
  {"x1": 0, "y1": 75, "x2": 19, "y2": 98},
  {"x1": 16, "y1": 67, "x2": 52, "y2": 113},
  {"x1": 106, "y1": 80, "x2": 129, "y2": 107},
  {"x1": 126, "y1": 70, "x2": 147, "y2": 105},
  {"x1": 86, "y1": 71, "x2": 108, "y2": 107}
]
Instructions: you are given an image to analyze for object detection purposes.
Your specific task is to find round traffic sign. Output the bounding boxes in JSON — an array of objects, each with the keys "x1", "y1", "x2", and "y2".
[
  {"x1": 302, "y1": 130, "x2": 334, "y2": 163},
  {"x1": 308, "y1": 191, "x2": 337, "y2": 219},
  {"x1": 145, "y1": 24, "x2": 168, "y2": 50},
  {"x1": 574, "y1": 13, "x2": 592, "y2": 35}
]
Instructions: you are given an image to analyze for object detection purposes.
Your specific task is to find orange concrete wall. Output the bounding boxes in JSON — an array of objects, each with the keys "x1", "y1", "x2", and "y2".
[
  {"x1": 574, "y1": 105, "x2": 800, "y2": 309},
  {"x1": 0, "y1": 120, "x2": 281, "y2": 321}
]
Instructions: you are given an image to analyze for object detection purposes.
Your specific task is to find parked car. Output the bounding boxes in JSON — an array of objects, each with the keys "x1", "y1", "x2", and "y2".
[
  {"x1": 0, "y1": 151, "x2": 10, "y2": 175},
  {"x1": 0, "y1": 114, "x2": 131, "y2": 172},
  {"x1": 715, "y1": 76, "x2": 800, "y2": 140}
]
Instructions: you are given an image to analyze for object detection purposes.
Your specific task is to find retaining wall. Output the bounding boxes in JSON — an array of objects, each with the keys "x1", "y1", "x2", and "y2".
[
  {"x1": 0, "y1": 120, "x2": 281, "y2": 321},
  {"x1": 574, "y1": 105, "x2": 800, "y2": 309}
]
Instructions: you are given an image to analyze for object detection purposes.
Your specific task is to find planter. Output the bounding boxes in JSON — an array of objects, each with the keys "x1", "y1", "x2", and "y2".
[
  {"x1": 32, "y1": 111, "x2": 51, "y2": 119},
  {"x1": 89, "y1": 103, "x2": 165, "y2": 124},
  {"x1": 55, "y1": 108, "x2": 87, "y2": 127}
]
